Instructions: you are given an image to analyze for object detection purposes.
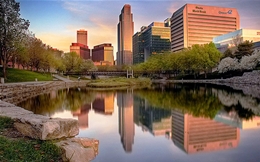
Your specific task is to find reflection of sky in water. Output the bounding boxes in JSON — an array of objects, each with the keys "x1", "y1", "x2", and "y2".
[{"x1": 49, "y1": 94, "x2": 260, "y2": 162}]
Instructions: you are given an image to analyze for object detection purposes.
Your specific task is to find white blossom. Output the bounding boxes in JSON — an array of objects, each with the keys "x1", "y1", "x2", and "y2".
[{"x1": 218, "y1": 57, "x2": 239, "y2": 73}]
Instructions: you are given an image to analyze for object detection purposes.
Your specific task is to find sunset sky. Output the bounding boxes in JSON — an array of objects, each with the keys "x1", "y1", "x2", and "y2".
[{"x1": 17, "y1": 0, "x2": 260, "y2": 55}]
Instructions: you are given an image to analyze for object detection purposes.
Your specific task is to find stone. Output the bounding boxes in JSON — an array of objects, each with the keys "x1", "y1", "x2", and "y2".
[
  {"x1": 0, "y1": 101, "x2": 79, "y2": 140},
  {"x1": 56, "y1": 137, "x2": 99, "y2": 162}
]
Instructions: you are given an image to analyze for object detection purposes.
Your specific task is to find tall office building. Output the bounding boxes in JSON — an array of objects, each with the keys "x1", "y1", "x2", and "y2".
[
  {"x1": 117, "y1": 4, "x2": 134, "y2": 65},
  {"x1": 92, "y1": 43, "x2": 114, "y2": 65},
  {"x1": 70, "y1": 30, "x2": 90, "y2": 59},
  {"x1": 171, "y1": 110, "x2": 239, "y2": 154},
  {"x1": 77, "y1": 30, "x2": 88, "y2": 46},
  {"x1": 133, "y1": 20, "x2": 171, "y2": 64},
  {"x1": 171, "y1": 4, "x2": 240, "y2": 52}
]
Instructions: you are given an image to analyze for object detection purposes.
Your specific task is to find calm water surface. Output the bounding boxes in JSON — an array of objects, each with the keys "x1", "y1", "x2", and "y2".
[{"x1": 18, "y1": 84, "x2": 260, "y2": 162}]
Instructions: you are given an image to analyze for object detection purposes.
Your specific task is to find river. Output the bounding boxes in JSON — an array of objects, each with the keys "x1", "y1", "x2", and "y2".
[{"x1": 17, "y1": 83, "x2": 260, "y2": 162}]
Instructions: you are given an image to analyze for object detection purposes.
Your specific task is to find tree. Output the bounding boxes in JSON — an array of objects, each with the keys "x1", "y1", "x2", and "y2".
[
  {"x1": 234, "y1": 40, "x2": 253, "y2": 60},
  {"x1": 217, "y1": 57, "x2": 239, "y2": 73},
  {"x1": 0, "y1": 0, "x2": 30, "y2": 78},
  {"x1": 80, "y1": 59, "x2": 97, "y2": 72},
  {"x1": 62, "y1": 52, "x2": 81, "y2": 73},
  {"x1": 28, "y1": 37, "x2": 45, "y2": 71},
  {"x1": 222, "y1": 48, "x2": 233, "y2": 59}
]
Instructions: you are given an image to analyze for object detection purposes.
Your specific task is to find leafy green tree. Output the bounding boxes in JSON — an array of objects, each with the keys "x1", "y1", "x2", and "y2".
[
  {"x1": 80, "y1": 59, "x2": 97, "y2": 72},
  {"x1": 234, "y1": 40, "x2": 253, "y2": 60},
  {"x1": 62, "y1": 52, "x2": 81, "y2": 72},
  {"x1": 0, "y1": 0, "x2": 30, "y2": 78},
  {"x1": 28, "y1": 37, "x2": 45, "y2": 71}
]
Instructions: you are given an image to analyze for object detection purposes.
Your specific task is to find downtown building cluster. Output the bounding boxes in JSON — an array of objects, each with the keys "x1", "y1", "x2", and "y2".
[
  {"x1": 117, "y1": 3, "x2": 260, "y2": 66},
  {"x1": 70, "y1": 30, "x2": 114, "y2": 66}
]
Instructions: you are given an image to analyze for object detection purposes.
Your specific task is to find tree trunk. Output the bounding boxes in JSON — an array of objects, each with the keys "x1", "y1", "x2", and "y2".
[{"x1": 3, "y1": 61, "x2": 7, "y2": 79}]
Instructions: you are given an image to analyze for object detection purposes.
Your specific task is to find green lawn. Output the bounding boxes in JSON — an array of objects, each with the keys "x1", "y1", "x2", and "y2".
[
  {"x1": 86, "y1": 77, "x2": 151, "y2": 88},
  {"x1": 0, "y1": 116, "x2": 62, "y2": 162},
  {"x1": 1, "y1": 68, "x2": 53, "y2": 83}
]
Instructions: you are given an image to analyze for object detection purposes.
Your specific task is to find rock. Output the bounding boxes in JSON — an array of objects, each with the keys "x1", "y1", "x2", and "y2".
[
  {"x1": 56, "y1": 137, "x2": 99, "y2": 162},
  {"x1": 14, "y1": 117, "x2": 79, "y2": 140},
  {"x1": 0, "y1": 101, "x2": 79, "y2": 140}
]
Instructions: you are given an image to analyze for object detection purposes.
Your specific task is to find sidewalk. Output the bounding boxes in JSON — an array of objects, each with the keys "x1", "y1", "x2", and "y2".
[{"x1": 53, "y1": 74, "x2": 73, "y2": 82}]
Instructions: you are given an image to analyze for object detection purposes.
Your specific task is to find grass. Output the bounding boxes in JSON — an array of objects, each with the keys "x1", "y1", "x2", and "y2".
[
  {"x1": 86, "y1": 77, "x2": 151, "y2": 88},
  {"x1": 0, "y1": 68, "x2": 53, "y2": 83},
  {"x1": 0, "y1": 116, "x2": 63, "y2": 162}
]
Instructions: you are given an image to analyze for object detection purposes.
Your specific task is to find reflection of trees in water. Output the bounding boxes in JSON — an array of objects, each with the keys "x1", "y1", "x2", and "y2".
[
  {"x1": 217, "y1": 89, "x2": 260, "y2": 120},
  {"x1": 18, "y1": 88, "x2": 96, "y2": 116},
  {"x1": 136, "y1": 83, "x2": 260, "y2": 120},
  {"x1": 135, "y1": 84, "x2": 222, "y2": 119}
]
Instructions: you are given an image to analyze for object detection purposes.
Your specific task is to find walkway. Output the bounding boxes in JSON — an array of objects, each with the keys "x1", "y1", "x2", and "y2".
[{"x1": 53, "y1": 74, "x2": 73, "y2": 82}]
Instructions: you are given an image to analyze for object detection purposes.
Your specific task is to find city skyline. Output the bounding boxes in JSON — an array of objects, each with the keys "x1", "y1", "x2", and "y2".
[{"x1": 17, "y1": 0, "x2": 260, "y2": 57}]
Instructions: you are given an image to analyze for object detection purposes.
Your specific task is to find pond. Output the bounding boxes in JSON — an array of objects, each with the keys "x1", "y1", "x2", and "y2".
[{"x1": 17, "y1": 83, "x2": 260, "y2": 162}]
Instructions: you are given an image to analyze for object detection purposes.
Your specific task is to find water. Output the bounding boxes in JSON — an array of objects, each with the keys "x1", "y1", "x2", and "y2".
[{"x1": 18, "y1": 83, "x2": 260, "y2": 162}]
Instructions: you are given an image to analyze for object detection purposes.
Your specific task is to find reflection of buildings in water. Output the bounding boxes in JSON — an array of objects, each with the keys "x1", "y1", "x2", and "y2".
[
  {"x1": 118, "y1": 92, "x2": 134, "y2": 153},
  {"x1": 172, "y1": 110, "x2": 239, "y2": 154},
  {"x1": 72, "y1": 104, "x2": 91, "y2": 129},
  {"x1": 50, "y1": 90, "x2": 57, "y2": 99},
  {"x1": 214, "y1": 110, "x2": 260, "y2": 129},
  {"x1": 92, "y1": 93, "x2": 114, "y2": 115},
  {"x1": 136, "y1": 97, "x2": 172, "y2": 137}
]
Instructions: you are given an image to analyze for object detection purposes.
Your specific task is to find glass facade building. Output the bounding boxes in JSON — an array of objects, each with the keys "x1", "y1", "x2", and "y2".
[{"x1": 133, "y1": 21, "x2": 171, "y2": 64}]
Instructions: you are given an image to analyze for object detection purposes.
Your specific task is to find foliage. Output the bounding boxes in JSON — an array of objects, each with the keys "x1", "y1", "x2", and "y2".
[
  {"x1": 62, "y1": 52, "x2": 97, "y2": 73},
  {"x1": 0, "y1": 0, "x2": 30, "y2": 78},
  {"x1": 234, "y1": 40, "x2": 254, "y2": 60},
  {"x1": 80, "y1": 59, "x2": 97, "y2": 72},
  {"x1": 86, "y1": 77, "x2": 151, "y2": 88},
  {"x1": 3, "y1": 68, "x2": 53, "y2": 83},
  {"x1": 217, "y1": 57, "x2": 239, "y2": 73},
  {"x1": 133, "y1": 42, "x2": 222, "y2": 78},
  {"x1": 218, "y1": 51, "x2": 260, "y2": 73},
  {"x1": 222, "y1": 48, "x2": 233, "y2": 59}
]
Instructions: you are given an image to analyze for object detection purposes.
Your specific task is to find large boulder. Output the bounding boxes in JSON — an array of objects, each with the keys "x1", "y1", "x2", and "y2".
[
  {"x1": 0, "y1": 101, "x2": 79, "y2": 140},
  {"x1": 56, "y1": 137, "x2": 99, "y2": 162}
]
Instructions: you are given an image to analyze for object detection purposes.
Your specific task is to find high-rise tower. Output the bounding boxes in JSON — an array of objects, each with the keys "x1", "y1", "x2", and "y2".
[
  {"x1": 117, "y1": 4, "x2": 134, "y2": 65},
  {"x1": 77, "y1": 29, "x2": 88, "y2": 46},
  {"x1": 170, "y1": 4, "x2": 239, "y2": 52}
]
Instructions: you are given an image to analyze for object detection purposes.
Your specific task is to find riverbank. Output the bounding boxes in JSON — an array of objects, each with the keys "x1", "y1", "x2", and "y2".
[
  {"x1": 0, "y1": 77, "x2": 151, "y2": 161},
  {"x1": 153, "y1": 70, "x2": 260, "y2": 99},
  {"x1": 0, "y1": 72, "x2": 259, "y2": 161}
]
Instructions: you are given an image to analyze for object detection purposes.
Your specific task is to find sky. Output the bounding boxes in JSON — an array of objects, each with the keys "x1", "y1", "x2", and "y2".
[{"x1": 17, "y1": 0, "x2": 260, "y2": 55}]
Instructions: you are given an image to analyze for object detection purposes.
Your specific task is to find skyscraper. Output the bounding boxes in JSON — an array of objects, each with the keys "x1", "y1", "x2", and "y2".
[
  {"x1": 133, "y1": 20, "x2": 171, "y2": 64},
  {"x1": 70, "y1": 29, "x2": 90, "y2": 59},
  {"x1": 171, "y1": 4, "x2": 239, "y2": 52},
  {"x1": 77, "y1": 29, "x2": 88, "y2": 46},
  {"x1": 117, "y1": 4, "x2": 134, "y2": 65}
]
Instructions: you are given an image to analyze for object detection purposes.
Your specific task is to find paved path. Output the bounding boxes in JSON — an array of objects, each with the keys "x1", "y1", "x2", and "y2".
[{"x1": 53, "y1": 74, "x2": 73, "y2": 82}]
